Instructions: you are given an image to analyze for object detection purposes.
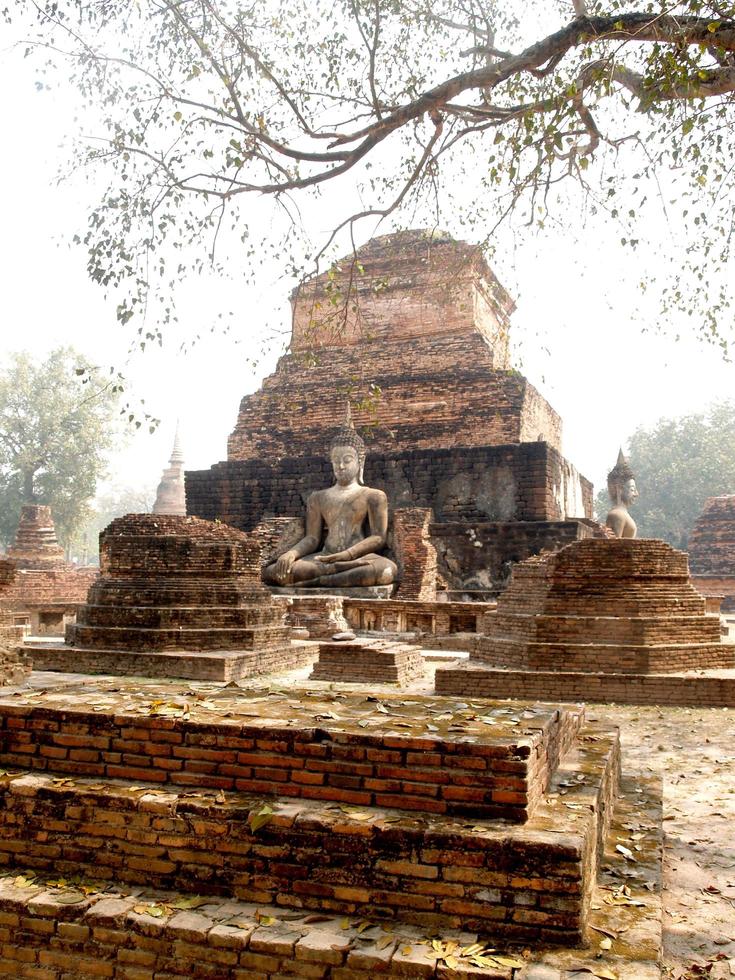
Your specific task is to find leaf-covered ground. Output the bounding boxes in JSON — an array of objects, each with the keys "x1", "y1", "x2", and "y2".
[{"x1": 588, "y1": 704, "x2": 735, "y2": 979}]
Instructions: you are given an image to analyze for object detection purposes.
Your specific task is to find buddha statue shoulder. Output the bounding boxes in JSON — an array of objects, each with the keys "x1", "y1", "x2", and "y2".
[
  {"x1": 263, "y1": 410, "x2": 397, "y2": 589},
  {"x1": 605, "y1": 449, "x2": 639, "y2": 539}
]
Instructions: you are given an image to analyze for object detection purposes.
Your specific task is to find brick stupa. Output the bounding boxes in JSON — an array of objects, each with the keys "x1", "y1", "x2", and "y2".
[
  {"x1": 32, "y1": 514, "x2": 313, "y2": 681},
  {"x1": 6, "y1": 504, "x2": 65, "y2": 568},
  {"x1": 188, "y1": 230, "x2": 602, "y2": 597},
  {"x1": 437, "y1": 538, "x2": 735, "y2": 706},
  {"x1": 2, "y1": 504, "x2": 97, "y2": 636},
  {"x1": 152, "y1": 425, "x2": 187, "y2": 516},
  {"x1": 688, "y1": 495, "x2": 735, "y2": 612}
]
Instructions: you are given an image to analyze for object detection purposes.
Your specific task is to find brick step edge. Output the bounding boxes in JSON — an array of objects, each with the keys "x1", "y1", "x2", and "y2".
[
  {"x1": 0, "y1": 883, "x2": 518, "y2": 979},
  {"x1": 0, "y1": 694, "x2": 582, "y2": 820},
  {"x1": 0, "y1": 731, "x2": 619, "y2": 944},
  {"x1": 0, "y1": 769, "x2": 658, "y2": 980},
  {"x1": 435, "y1": 664, "x2": 735, "y2": 708}
]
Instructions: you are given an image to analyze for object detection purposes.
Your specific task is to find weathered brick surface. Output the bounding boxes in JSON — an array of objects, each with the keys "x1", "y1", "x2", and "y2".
[
  {"x1": 187, "y1": 442, "x2": 593, "y2": 536},
  {"x1": 0, "y1": 722, "x2": 618, "y2": 943},
  {"x1": 436, "y1": 663, "x2": 735, "y2": 708},
  {"x1": 66, "y1": 514, "x2": 292, "y2": 656},
  {"x1": 469, "y1": 539, "x2": 731, "y2": 674},
  {"x1": 0, "y1": 560, "x2": 32, "y2": 686},
  {"x1": 310, "y1": 639, "x2": 427, "y2": 689},
  {"x1": 0, "y1": 878, "x2": 524, "y2": 978},
  {"x1": 689, "y1": 495, "x2": 735, "y2": 610},
  {"x1": 392, "y1": 508, "x2": 437, "y2": 600},
  {"x1": 224, "y1": 231, "x2": 565, "y2": 461},
  {"x1": 0, "y1": 691, "x2": 584, "y2": 822}
]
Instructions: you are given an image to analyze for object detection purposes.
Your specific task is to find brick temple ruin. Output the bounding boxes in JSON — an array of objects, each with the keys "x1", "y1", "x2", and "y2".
[
  {"x1": 0, "y1": 504, "x2": 97, "y2": 636},
  {"x1": 688, "y1": 494, "x2": 735, "y2": 613},
  {"x1": 187, "y1": 230, "x2": 603, "y2": 601},
  {"x1": 437, "y1": 538, "x2": 735, "y2": 706},
  {"x1": 33, "y1": 514, "x2": 314, "y2": 682}
]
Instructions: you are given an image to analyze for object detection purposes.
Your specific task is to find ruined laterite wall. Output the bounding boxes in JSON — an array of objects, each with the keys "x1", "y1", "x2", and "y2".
[{"x1": 186, "y1": 442, "x2": 593, "y2": 532}]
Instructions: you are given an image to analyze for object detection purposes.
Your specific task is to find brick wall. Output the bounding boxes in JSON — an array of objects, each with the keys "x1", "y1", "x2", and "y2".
[{"x1": 187, "y1": 442, "x2": 593, "y2": 532}]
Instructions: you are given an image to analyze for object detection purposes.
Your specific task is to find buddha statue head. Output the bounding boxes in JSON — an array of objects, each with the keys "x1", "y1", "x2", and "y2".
[
  {"x1": 607, "y1": 449, "x2": 638, "y2": 508},
  {"x1": 329, "y1": 404, "x2": 366, "y2": 485}
]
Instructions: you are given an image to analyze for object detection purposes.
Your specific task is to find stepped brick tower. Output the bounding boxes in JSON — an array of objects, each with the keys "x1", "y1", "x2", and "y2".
[
  {"x1": 153, "y1": 425, "x2": 187, "y2": 516},
  {"x1": 6, "y1": 504, "x2": 65, "y2": 568},
  {"x1": 689, "y1": 495, "x2": 735, "y2": 612},
  {"x1": 187, "y1": 230, "x2": 601, "y2": 597},
  {"x1": 2, "y1": 504, "x2": 97, "y2": 636},
  {"x1": 33, "y1": 514, "x2": 313, "y2": 681},
  {"x1": 437, "y1": 538, "x2": 735, "y2": 705}
]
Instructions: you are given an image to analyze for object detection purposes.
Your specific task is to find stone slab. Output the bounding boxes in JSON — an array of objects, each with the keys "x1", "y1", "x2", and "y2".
[{"x1": 435, "y1": 662, "x2": 735, "y2": 707}]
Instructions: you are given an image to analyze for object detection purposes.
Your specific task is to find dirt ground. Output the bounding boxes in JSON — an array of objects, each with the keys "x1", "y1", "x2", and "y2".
[{"x1": 588, "y1": 704, "x2": 735, "y2": 980}]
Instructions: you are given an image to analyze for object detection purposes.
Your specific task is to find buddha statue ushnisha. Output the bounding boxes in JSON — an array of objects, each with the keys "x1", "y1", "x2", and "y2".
[
  {"x1": 605, "y1": 449, "x2": 639, "y2": 539},
  {"x1": 263, "y1": 408, "x2": 398, "y2": 589}
]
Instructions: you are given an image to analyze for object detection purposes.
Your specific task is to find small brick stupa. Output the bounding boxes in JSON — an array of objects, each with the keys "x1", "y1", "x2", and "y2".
[
  {"x1": 6, "y1": 504, "x2": 65, "y2": 568},
  {"x1": 152, "y1": 425, "x2": 187, "y2": 516},
  {"x1": 0, "y1": 560, "x2": 32, "y2": 684},
  {"x1": 689, "y1": 495, "x2": 735, "y2": 612},
  {"x1": 2, "y1": 504, "x2": 97, "y2": 636},
  {"x1": 437, "y1": 538, "x2": 735, "y2": 706},
  {"x1": 32, "y1": 514, "x2": 312, "y2": 681}
]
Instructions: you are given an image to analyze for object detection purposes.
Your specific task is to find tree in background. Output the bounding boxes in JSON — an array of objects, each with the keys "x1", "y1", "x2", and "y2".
[
  {"x1": 0, "y1": 349, "x2": 121, "y2": 549},
  {"x1": 594, "y1": 402, "x2": 735, "y2": 548},
  {"x1": 69, "y1": 482, "x2": 156, "y2": 565},
  {"x1": 20, "y1": 0, "x2": 735, "y2": 352}
]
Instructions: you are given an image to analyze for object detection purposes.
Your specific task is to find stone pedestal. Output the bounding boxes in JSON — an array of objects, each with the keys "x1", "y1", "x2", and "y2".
[{"x1": 310, "y1": 637, "x2": 425, "y2": 686}]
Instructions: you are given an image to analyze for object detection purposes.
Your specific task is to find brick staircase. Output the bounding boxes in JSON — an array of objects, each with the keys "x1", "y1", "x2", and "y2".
[{"x1": 0, "y1": 682, "x2": 634, "y2": 977}]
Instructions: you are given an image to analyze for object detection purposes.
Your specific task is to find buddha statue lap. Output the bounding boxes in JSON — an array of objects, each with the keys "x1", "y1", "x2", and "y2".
[
  {"x1": 263, "y1": 412, "x2": 397, "y2": 590},
  {"x1": 605, "y1": 449, "x2": 639, "y2": 539}
]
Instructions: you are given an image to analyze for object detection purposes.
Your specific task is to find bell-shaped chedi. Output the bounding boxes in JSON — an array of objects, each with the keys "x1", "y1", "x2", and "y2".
[
  {"x1": 689, "y1": 495, "x2": 735, "y2": 612},
  {"x1": 33, "y1": 514, "x2": 312, "y2": 681},
  {"x1": 6, "y1": 504, "x2": 66, "y2": 569},
  {"x1": 152, "y1": 424, "x2": 187, "y2": 516}
]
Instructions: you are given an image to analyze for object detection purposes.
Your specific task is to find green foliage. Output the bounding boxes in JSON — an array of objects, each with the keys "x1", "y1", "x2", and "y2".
[
  {"x1": 0, "y1": 349, "x2": 122, "y2": 549},
  {"x1": 69, "y1": 482, "x2": 156, "y2": 564},
  {"x1": 594, "y1": 402, "x2": 735, "y2": 547},
  {"x1": 17, "y1": 0, "x2": 735, "y2": 354}
]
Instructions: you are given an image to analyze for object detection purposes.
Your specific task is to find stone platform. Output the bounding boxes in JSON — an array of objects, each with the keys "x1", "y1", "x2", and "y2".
[
  {"x1": 0, "y1": 765, "x2": 662, "y2": 979},
  {"x1": 0, "y1": 681, "x2": 621, "y2": 949},
  {"x1": 310, "y1": 637, "x2": 426, "y2": 687}
]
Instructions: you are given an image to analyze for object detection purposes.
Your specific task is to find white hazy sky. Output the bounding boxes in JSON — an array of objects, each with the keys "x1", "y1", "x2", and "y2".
[{"x1": 1, "y1": 24, "x2": 733, "y2": 505}]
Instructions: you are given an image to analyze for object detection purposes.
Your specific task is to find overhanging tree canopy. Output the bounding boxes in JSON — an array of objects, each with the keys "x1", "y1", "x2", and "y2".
[{"x1": 22, "y1": 0, "x2": 735, "y2": 348}]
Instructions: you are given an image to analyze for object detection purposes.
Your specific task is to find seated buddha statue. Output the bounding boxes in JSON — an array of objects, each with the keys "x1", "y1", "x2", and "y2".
[
  {"x1": 605, "y1": 449, "x2": 639, "y2": 538},
  {"x1": 263, "y1": 411, "x2": 398, "y2": 589}
]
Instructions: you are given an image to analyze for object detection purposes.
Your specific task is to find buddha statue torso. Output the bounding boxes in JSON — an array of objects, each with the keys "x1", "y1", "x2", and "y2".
[
  {"x1": 605, "y1": 450, "x2": 639, "y2": 539},
  {"x1": 263, "y1": 416, "x2": 397, "y2": 590}
]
